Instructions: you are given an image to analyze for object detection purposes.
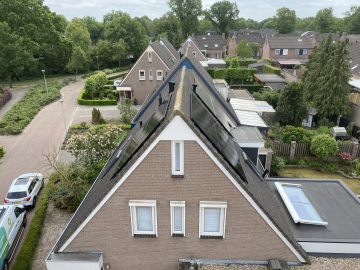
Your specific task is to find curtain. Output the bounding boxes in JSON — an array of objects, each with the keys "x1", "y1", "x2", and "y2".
[
  {"x1": 136, "y1": 207, "x2": 153, "y2": 231},
  {"x1": 175, "y1": 143, "x2": 180, "y2": 171},
  {"x1": 174, "y1": 207, "x2": 182, "y2": 231},
  {"x1": 204, "y1": 208, "x2": 220, "y2": 232}
]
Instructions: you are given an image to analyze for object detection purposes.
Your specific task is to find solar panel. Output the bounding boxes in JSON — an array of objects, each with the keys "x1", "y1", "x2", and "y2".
[
  {"x1": 191, "y1": 93, "x2": 247, "y2": 182},
  {"x1": 108, "y1": 97, "x2": 172, "y2": 180}
]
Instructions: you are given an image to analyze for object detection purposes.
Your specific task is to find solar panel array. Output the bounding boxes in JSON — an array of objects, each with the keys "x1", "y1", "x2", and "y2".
[{"x1": 191, "y1": 93, "x2": 247, "y2": 182}]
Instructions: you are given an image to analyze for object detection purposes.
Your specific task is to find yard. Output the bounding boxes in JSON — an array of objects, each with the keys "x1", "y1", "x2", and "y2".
[{"x1": 278, "y1": 167, "x2": 360, "y2": 195}]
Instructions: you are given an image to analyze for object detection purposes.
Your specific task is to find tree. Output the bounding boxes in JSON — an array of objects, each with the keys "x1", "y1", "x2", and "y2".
[
  {"x1": 262, "y1": 19, "x2": 277, "y2": 29},
  {"x1": 249, "y1": 42, "x2": 261, "y2": 56},
  {"x1": 112, "y1": 39, "x2": 128, "y2": 68},
  {"x1": 152, "y1": 19, "x2": 174, "y2": 42},
  {"x1": 118, "y1": 98, "x2": 138, "y2": 123},
  {"x1": 253, "y1": 88, "x2": 281, "y2": 109},
  {"x1": 65, "y1": 18, "x2": 91, "y2": 52},
  {"x1": 91, "y1": 40, "x2": 113, "y2": 70},
  {"x1": 296, "y1": 17, "x2": 315, "y2": 31},
  {"x1": 172, "y1": 32, "x2": 183, "y2": 50},
  {"x1": 198, "y1": 19, "x2": 215, "y2": 34},
  {"x1": 0, "y1": 22, "x2": 33, "y2": 87},
  {"x1": 81, "y1": 16, "x2": 104, "y2": 44},
  {"x1": 204, "y1": 1, "x2": 239, "y2": 37},
  {"x1": 276, "y1": 82, "x2": 308, "y2": 126},
  {"x1": 66, "y1": 46, "x2": 87, "y2": 81},
  {"x1": 235, "y1": 39, "x2": 252, "y2": 59},
  {"x1": 303, "y1": 35, "x2": 351, "y2": 118},
  {"x1": 230, "y1": 58, "x2": 239, "y2": 68},
  {"x1": 274, "y1": 7, "x2": 296, "y2": 34},
  {"x1": 315, "y1": 8, "x2": 334, "y2": 33},
  {"x1": 345, "y1": 6, "x2": 360, "y2": 34},
  {"x1": 167, "y1": 0, "x2": 202, "y2": 39}
]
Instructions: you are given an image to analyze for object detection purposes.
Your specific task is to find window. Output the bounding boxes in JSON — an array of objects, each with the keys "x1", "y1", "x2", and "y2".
[
  {"x1": 199, "y1": 201, "x2": 227, "y2": 238},
  {"x1": 156, "y1": 70, "x2": 163, "y2": 80},
  {"x1": 192, "y1": 51, "x2": 196, "y2": 57},
  {"x1": 295, "y1": 49, "x2": 307, "y2": 55},
  {"x1": 215, "y1": 44, "x2": 218, "y2": 47},
  {"x1": 204, "y1": 44, "x2": 208, "y2": 48},
  {"x1": 28, "y1": 181, "x2": 36, "y2": 194},
  {"x1": 188, "y1": 41, "x2": 191, "y2": 48},
  {"x1": 170, "y1": 201, "x2": 185, "y2": 236},
  {"x1": 172, "y1": 141, "x2": 184, "y2": 175},
  {"x1": 275, "y1": 49, "x2": 280, "y2": 55},
  {"x1": 275, "y1": 49, "x2": 287, "y2": 56},
  {"x1": 298, "y1": 39, "x2": 302, "y2": 42},
  {"x1": 202, "y1": 37, "x2": 206, "y2": 39},
  {"x1": 148, "y1": 52, "x2": 152, "y2": 62},
  {"x1": 303, "y1": 49, "x2": 308, "y2": 55},
  {"x1": 213, "y1": 53, "x2": 220, "y2": 59},
  {"x1": 149, "y1": 70, "x2": 153, "y2": 80},
  {"x1": 129, "y1": 200, "x2": 157, "y2": 236},
  {"x1": 275, "y1": 182, "x2": 328, "y2": 226},
  {"x1": 139, "y1": 70, "x2": 145, "y2": 80},
  {"x1": 205, "y1": 53, "x2": 210, "y2": 58},
  {"x1": 207, "y1": 32, "x2": 210, "y2": 35}
]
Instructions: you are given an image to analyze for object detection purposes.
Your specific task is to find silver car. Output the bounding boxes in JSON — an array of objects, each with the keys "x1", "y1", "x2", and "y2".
[{"x1": 4, "y1": 173, "x2": 44, "y2": 208}]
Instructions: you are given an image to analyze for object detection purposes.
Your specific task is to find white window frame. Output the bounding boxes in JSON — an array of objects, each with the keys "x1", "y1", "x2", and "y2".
[
  {"x1": 204, "y1": 44, "x2": 208, "y2": 48},
  {"x1": 275, "y1": 182, "x2": 328, "y2": 226},
  {"x1": 199, "y1": 201, "x2": 227, "y2": 238},
  {"x1": 149, "y1": 70, "x2": 153, "y2": 80},
  {"x1": 303, "y1": 49, "x2": 308, "y2": 55},
  {"x1": 192, "y1": 51, "x2": 196, "y2": 57},
  {"x1": 171, "y1": 141, "x2": 184, "y2": 175},
  {"x1": 215, "y1": 44, "x2": 218, "y2": 48},
  {"x1": 129, "y1": 200, "x2": 158, "y2": 236},
  {"x1": 213, "y1": 53, "x2": 220, "y2": 59},
  {"x1": 188, "y1": 41, "x2": 191, "y2": 48},
  {"x1": 139, "y1": 70, "x2": 145, "y2": 80},
  {"x1": 156, "y1": 70, "x2": 163, "y2": 81},
  {"x1": 295, "y1": 49, "x2": 300, "y2": 55},
  {"x1": 275, "y1": 49, "x2": 280, "y2": 55},
  {"x1": 148, "y1": 52, "x2": 152, "y2": 62},
  {"x1": 170, "y1": 201, "x2": 185, "y2": 236},
  {"x1": 283, "y1": 49, "x2": 288, "y2": 55}
]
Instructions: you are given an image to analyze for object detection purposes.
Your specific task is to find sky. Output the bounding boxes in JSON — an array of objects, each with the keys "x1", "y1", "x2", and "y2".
[{"x1": 44, "y1": 0, "x2": 358, "y2": 22}]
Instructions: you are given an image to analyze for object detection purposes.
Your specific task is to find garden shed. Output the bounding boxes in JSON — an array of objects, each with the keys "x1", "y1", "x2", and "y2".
[
  {"x1": 254, "y1": 74, "x2": 286, "y2": 87},
  {"x1": 333, "y1": 127, "x2": 348, "y2": 140}
]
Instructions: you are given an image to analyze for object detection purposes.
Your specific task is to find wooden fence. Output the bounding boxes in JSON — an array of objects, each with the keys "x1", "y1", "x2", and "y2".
[{"x1": 274, "y1": 142, "x2": 359, "y2": 158}]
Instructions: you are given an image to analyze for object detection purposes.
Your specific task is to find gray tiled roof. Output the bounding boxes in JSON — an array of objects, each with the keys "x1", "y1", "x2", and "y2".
[
  {"x1": 233, "y1": 35, "x2": 265, "y2": 45},
  {"x1": 160, "y1": 37, "x2": 179, "y2": 59},
  {"x1": 314, "y1": 32, "x2": 340, "y2": 43},
  {"x1": 268, "y1": 36, "x2": 314, "y2": 49},
  {"x1": 349, "y1": 42, "x2": 360, "y2": 76},
  {"x1": 150, "y1": 40, "x2": 176, "y2": 69},
  {"x1": 193, "y1": 35, "x2": 226, "y2": 50}
]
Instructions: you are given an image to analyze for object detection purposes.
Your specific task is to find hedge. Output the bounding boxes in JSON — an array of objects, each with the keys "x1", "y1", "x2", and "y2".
[
  {"x1": 214, "y1": 68, "x2": 257, "y2": 80},
  {"x1": 0, "y1": 146, "x2": 5, "y2": 159},
  {"x1": 214, "y1": 69, "x2": 227, "y2": 79},
  {"x1": 207, "y1": 69, "x2": 216, "y2": 78},
  {"x1": 107, "y1": 80, "x2": 115, "y2": 85},
  {"x1": 11, "y1": 173, "x2": 57, "y2": 270},
  {"x1": 107, "y1": 72, "x2": 127, "y2": 80},
  {"x1": 263, "y1": 65, "x2": 281, "y2": 75},
  {"x1": 230, "y1": 85, "x2": 264, "y2": 93},
  {"x1": 77, "y1": 89, "x2": 117, "y2": 105},
  {"x1": 104, "y1": 85, "x2": 116, "y2": 90},
  {"x1": 223, "y1": 59, "x2": 257, "y2": 68}
]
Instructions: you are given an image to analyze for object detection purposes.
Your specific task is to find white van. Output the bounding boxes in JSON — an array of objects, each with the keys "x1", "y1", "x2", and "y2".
[{"x1": 0, "y1": 205, "x2": 26, "y2": 270}]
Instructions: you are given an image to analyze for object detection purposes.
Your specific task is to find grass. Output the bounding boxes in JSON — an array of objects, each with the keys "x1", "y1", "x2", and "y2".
[
  {"x1": 279, "y1": 168, "x2": 360, "y2": 195},
  {"x1": 115, "y1": 130, "x2": 129, "y2": 144}
]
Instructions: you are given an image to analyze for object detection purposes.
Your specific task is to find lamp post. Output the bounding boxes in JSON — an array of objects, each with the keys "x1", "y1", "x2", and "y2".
[
  {"x1": 59, "y1": 100, "x2": 67, "y2": 134},
  {"x1": 41, "y1": 70, "x2": 48, "y2": 94},
  {"x1": 96, "y1": 56, "x2": 99, "y2": 70}
]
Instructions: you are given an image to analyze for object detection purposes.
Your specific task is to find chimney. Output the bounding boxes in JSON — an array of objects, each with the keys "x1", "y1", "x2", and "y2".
[
  {"x1": 180, "y1": 43, "x2": 184, "y2": 58},
  {"x1": 169, "y1": 82, "x2": 175, "y2": 94},
  {"x1": 158, "y1": 93, "x2": 162, "y2": 106},
  {"x1": 192, "y1": 84, "x2": 197, "y2": 93},
  {"x1": 222, "y1": 33, "x2": 225, "y2": 39},
  {"x1": 139, "y1": 121, "x2": 143, "y2": 128},
  {"x1": 192, "y1": 33, "x2": 195, "y2": 38},
  {"x1": 273, "y1": 32, "x2": 276, "y2": 37}
]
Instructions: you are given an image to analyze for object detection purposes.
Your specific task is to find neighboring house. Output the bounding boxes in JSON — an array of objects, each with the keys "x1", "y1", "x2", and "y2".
[
  {"x1": 117, "y1": 38, "x2": 178, "y2": 105},
  {"x1": 180, "y1": 37, "x2": 207, "y2": 62},
  {"x1": 46, "y1": 49, "x2": 310, "y2": 270},
  {"x1": 262, "y1": 36, "x2": 314, "y2": 59},
  {"x1": 192, "y1": 33, "x2": 227, "y2": 59},
  {"x1": 228, "y1": 32, "x2": 265, "y2": 57},
  {"x1": 349, "y1": 39, "x2": 360, "y2": 80},
  {"x1": 311, "y1": 32, "x2": 341, "y2": 46}
]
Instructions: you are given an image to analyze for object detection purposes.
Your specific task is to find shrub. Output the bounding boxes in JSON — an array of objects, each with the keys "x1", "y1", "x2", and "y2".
[
  {"x1": 107, "y1": 80, "x2": 115, "y2": 85},
  {"x1": 121, "y1": 124, "x2": 132, "y2": 130},
  {"x1": 318, "y1": 118, "x2": 335, "y2": 128},
  {"x1": 0, "y1": 89, "x2": 12, "y2": 110},
  {"x1": 104, "y1": 69, "x2": 114, "y2": 75},
  {"x1": 0, "y1": 146, "x2": 5, "y2": 159},
  {"x1": 230, "y1": 58, "x2": 239, "y2": 68},
  {"x1": 279, "y1": 125, "x2": 314, "y2": 143},
  {"x1": 114, "y1": 67, "x2": 121, "y2": 72},
  {"x1": 99, "y1": 93, "x2": 104, "y2": 100},
  {"x1": 80, "y1": 121, "x2": 87, "y2": 128},
  {"x1": 253, "y1": 88, "x2": 281, "y2": 109},
  {"x1": 261, "y1": 57, "x2": 272, "y2": 63},
  {"x1": 107, "y1": 94, "x2": 114, "y2": 99},
  {"x1": 85, "y1": 72, "x2": 107, "y2": 96},
  {"x1": 77, "y1": 89, "x2": 117, "y2": 105},
  {"x1": 306, "y1": 160, "x2": 338, "y2": 171},
  {"x1": 214, "y1": 69, "x2": 227, "y2": 79},
  {"x1": 315, "y1": 126, "x2": 333, "y2": 137},
  {"x1": 92, "y1": 108, "x2": 105, "y2": 125},
  {"x1": 104, "y1": 85, "x2": 116, "y2": 90},
  {"x1": 107, "y1": 72, "x2": 127, "y2": 80},
  {"x1": 294, "y1": 64, "x2": 301, "y2": 69},
  {"x1": 118, "y1": 98, "x2": 137, "y2": 123},
  {"x1": 310, "y1": 134, "x2": 338, "y2": 159},
  {"x1": 207, "y1": 69, "x2": 216, "y2": 78},
  {"x1": 272, "y1": 156, "x2": 285, "y2": 172},
  {"x1": 263, "y1": 65, "x2": 281, "y2": 75}
]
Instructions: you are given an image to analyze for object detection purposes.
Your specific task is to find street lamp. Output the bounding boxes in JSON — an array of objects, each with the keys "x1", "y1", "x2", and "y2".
[
  {"x1": 96, "y1": 56, "x2": 99, "y2": 70},
  {"x1": 41, "y1": 70, "x2": 48, "y2": 94},
  {"x1": 59, "y1": 100, "x2": 67, "y2": 134}
]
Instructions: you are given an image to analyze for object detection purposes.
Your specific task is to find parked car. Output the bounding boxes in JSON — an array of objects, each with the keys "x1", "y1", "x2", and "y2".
[
  {"x1": 0, "y1": 205, "x2": 26, "y2": 270},
  {"x1": 4, "y1": 173, "x2": 44, "y2": 208}
]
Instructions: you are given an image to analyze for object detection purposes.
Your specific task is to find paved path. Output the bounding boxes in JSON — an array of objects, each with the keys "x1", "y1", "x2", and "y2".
[
  {"x1": 0, "y1": 87, "x2": 30, "y2": 119},
  {"x1": 0, "y1": 79, "x2": 85, "y2": 268}
]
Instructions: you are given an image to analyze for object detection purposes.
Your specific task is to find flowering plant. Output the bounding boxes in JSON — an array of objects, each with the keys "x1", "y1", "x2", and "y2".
[{"x1": 339, "y1": 152, "x2": 353, "y2": 161}]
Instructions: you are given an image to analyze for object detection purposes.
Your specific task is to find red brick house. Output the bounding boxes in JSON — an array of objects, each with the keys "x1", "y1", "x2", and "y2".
[
  {"x1": 117, "y1": 38, "x2": 178, "y2": 105},
  {"x1": 228, "y1": 31, "x2": 265, "y2": 57},
  {"x1": 46, "y1": 49, "x2": 309, "y2": 270},
  {"x1": 189, "y1": 33, "x2": 227, "y2": 59}
]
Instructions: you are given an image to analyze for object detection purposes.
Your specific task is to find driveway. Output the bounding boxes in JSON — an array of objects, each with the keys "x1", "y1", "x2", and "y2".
[{"x1": 0, "y1": 78, "x2": 85, "y2": 267}]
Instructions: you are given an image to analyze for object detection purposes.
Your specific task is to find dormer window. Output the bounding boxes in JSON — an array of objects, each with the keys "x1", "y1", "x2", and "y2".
[
  {"x1": 172, "y1": 141, "x2": 184, "y2": 176},
  {"x1": 148, "y1": 52, "x2": 152, "y2": 62}
]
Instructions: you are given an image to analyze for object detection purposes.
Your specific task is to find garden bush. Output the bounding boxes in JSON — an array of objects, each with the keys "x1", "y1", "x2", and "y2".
[
  {"x1": 84, "y1": 72, "x2": 107, "y2": 96},
  {"x1": 261, "y1": 57, "x2": 272, "y2": 63},
  {"x1": 253, "y1": 88, "x2": 281, "y2": 109},
  {"x1": 318, "y1": 118, "x2": 335, "y2": 128},
  {"x1": 107, "y1": 80, "x2": 115, "y2": 85},
  {"x1": 0, "y1": 82, "x2": 62, "y2": 135},
  {"x1": 104, "y1": 85, "x2": 116, "y2": 90},
  {"x1": 0, "y1": 146, "x2": 5, "y2": 159},
  {"x1": 92, "y1": 108, "x2": 105, "y2": 125},
  {"x1": 0, "y1": 89, "x2": 12, "y2": 110},
  {"x1": 230, "y1": 58, "x2": 239, "y2": 68},
  {"x1": 310, "y1": 134, "x2": 338, "y2": 159},
  {"x1": 214, "y1": 69, "x2": 227, "y2": 79},
  {"x1": 315, "y1": 126, "x2": 333, "y2": 137},
  {"x1": 99, "y1": 93, "x2": 104, "y2": 100},
  {"x1": 207, "y1": 69, "x2": 216, "y2": 78},
  {"x1": 107, "y1": 94, "x2": 114, "y2": 99},
  {"x1": 279, "y1": 125, "x2": 314, "y2": 143},
  {"x1": 223, "y1": 59, "x2": 257, "y2": 68},
  {"x1": 284, "y1": 158, "x2": 338, "y2": 171},
  {"x1": 77, "y1": 89, "x2": 117, "y2": 105},
  {"x1": 263, "y1": 65, "x2": 281, "y2": 75},
  {"x1": 118, "y1": 98, "x2": 137, "y2": 123},
  {"x1": 271, "y1": 156, "x2": 285, "y2": 172}
]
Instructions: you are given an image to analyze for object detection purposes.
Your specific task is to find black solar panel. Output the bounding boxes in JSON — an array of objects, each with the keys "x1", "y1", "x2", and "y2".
[{"x1": 191, "y1": 93, "x2": 247, "y2": 182}]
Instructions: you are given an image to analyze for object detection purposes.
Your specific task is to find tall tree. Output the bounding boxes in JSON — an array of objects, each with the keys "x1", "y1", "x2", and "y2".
[
  {"x1": 152, "y1": 18, "x2": 175, "y2": 43},
  {"x1": 235, "y1": 39, "x2": 252, "y2": 59},
  {"x1": 303, "y1": 35, "x2": 351, "y2": 118},
  {"x1": 112, "y1": 39, "x2": 128, "y2": 68},
  {"x1": 0, "y1": 22, "x2": 33, "y2": 87},
  {"x1": 276, "y1": 82, "x2": 308, "y2": 126},
  {"x1": 66, "y1": 46, "x2": 87, "y2": 81},
  {"x1": 167, "y1": 0, "x2": 202, "y2": 39},
  {"x1": 345, "y1": 5, "x2": 360, "y2": 34},
  {"x1": 66, "y1": 18, "x2": 91, "y2": 52},
  {"x1": 315, "y1": 7, "x2": 334, "y2": 33},
  {"x1": 81, "y1": 16, "x2": 104, "y2": 44},
  {"x1": 204, "y1": 1, "x2": 239, "y2": 37},
  {"x1": 274, "y1": 7, "x2": 296, "y2": 34},
  {"x1": 198, "y1": 19, "x2": 215, "y2": 34},
  {"x1": 249, "y1": 42, "x2": 261, "y2": 56}
]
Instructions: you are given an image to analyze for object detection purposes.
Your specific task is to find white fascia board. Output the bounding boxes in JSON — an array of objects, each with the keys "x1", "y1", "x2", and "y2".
[
  {"x1": 298, "y1": 242, "x2": 360, "y2": 254},
  {"x1": 200, "y1": 201, "x2": 227, "y2": 208},
  {"x1": 119, "y1": 46, "x2": 148, "y2": 87},
  {"x1": 170, "y1": 201, "x2": 185, "y2": 207},
  {"x1": 237, "y1": 142, "x2": 265, "y2": 148},
  {"x1": 129, "y1": 200, "x2": 156, "y2": 207},
  {"x1": 59, "y1": 116, "x2": 306, "y2": 263}
]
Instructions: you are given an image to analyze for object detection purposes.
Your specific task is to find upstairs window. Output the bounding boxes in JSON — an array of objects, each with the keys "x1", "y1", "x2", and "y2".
[
  {"x1": 188, "y1": 42, "x2": 191, "y2": 48},
  {"x1": 275, "y1": 182, "x2": 328, "y2": 226},
  {"x1": 204, "y1": 44, "x2": 208, "y2": 48},
  {"x1": 192, "y1": 51, "x2": 196, "y2": 57},
  {"x1": 170, "y1": 201, "x2": 185, "y2": 236},
  {"x1": 199, "y1": 201, "x2": 227, "y2": 238},
  {"x1": 139, "y1": 70, "x2": 145, "y2": 80},
  {"x1": 156, "y1": 70, "x2": 163, "y2": 80},
  {"x1": 129, "y1": 200, "x2": 158, "y2": 236},
  {"x1": 275, "y1": 49, "x2": 288, "y2": 56},
  {"x1": 202, "y1": 37, "x2": 206, "y2": 40},
  {"x1": 207, "y1": 32, "x2": 210, "y2": 35},
  {"x1": 149, "y1": 70, "x2": 153, "y2": 80},
  {"x1": 172, "y1": 141, "x2": 184, "y2": 175},
  {"x1": 295, "y1": 49, "x2": 308, "y2": 55},
  {"x1": 148, "y1": 52, "x2": 152, "y2": 62}
]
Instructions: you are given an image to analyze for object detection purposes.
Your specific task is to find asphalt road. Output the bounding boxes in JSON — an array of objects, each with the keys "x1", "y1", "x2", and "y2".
[{"x1": 0, "y1": 79, "x2": 85, "y2": 268}]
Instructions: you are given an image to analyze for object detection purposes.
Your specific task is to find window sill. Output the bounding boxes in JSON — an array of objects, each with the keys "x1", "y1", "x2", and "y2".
[
  {"x1": 134, "y1": 234, "x2": 156, "y2": 238},
  {"x1": 172, "y1": 175, "x2": 184, "y2": 178},
  {"x1": 200, "y1": 235, "x2": 223, "y2": 239},
  {"x1": 172, "y1": 233, "x2": 184, "y2": 237}
]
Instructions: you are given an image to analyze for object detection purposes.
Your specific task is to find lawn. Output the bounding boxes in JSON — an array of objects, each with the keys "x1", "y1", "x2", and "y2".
[{"x1": 279, "y1": 168, "x2": 360, "y2": 195}]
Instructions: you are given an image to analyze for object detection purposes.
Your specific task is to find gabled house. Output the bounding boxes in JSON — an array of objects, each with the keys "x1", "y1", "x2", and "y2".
[
  {"x1": 349, "y1": 39, "x2": 360, "y2": 80},
  {"x1": 228, "y1": 31, "x2": 265, "y2": 57},
  {"x1": 192, "y1": 33, "x2": 227, "y2": 59},
  {"x1": 117, "y1": 38, "x2": 178, "y2": 105},
  {"x1": 179, "y1": 36, "x2": 207, "y2": 61},
  {"x1": 46, "y1": 49, "x2": 310, "y2": 270},
  {"x1": 262, "y1": 36, "x2": 314, "y2": 59},
  {"x1": 311, "y1": 32, "x2": 341, "y2": 46}
]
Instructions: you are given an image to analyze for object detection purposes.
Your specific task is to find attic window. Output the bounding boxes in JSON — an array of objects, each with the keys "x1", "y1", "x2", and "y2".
[
  {"x1": 204, "y1": 44, "x2": 208, "y2": 48},
  {"x1": 298, "y1": 39, "x2": 302, "y2": 42},
  {"x1": 172, "y1": 141, "x2": 184, "y2": 176},
  {"x1": 352, "y1": 64, "x2": 359, "y2": 70},
  {"x1": 275, "y1": 182, "x2": 328, "y2": 226},
  {"x1": 202, "y1": 37, "x2": 206, "y2": 40},
  {"x1": 215, "y1": 44, "x2": 218, "y2": 47}
]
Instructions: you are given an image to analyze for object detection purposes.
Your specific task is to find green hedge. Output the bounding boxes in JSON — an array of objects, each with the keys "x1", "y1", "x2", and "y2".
[
  {"x1": 214, "y1": 69, "x2": 227, "y2": 79},
  {"x1": 207, "y1": 69, "x2": 216, "y2": 78},
  {"x1": 104, "y1": 85, "x2": 116, "y2": 90},
  {"x1": 107, "y1": 72, "x2": 127, "y2": 80},
  {"x1": 214, "y1": 68, "x2": 257, "y2": 80},
  {"x1": 107, "y1": 80, "x2": 115, "y2": 85},
  {"x1": 230, "y1": 85, "x2": 264, "y2": 93},
  {"x1": 11, "y1": 173, "x2": 57, "y2": 270},
  {"x1": 0, "y1": 146, "x2": 5, "y2": 159},
  {"x1": 77, "y1": 89, "x2": 117, "y2": 105},
  {"x1": 0, "y1": 82, "x2": 62, "y2": 135},
  {"x1": 263, "y1": 65, "x2": 281, "y2": 75},
  {"x1": 223, "y1": 59, "x2": 258, "y2": 68}
]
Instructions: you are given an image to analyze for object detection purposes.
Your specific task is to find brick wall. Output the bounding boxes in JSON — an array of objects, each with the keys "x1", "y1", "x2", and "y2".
[
  {"x1": 65, "y1": 141, "x2": 299, "y2": 269},
  {"x1": 184, "y1": 40, "x2": 207, "y2": 61}
]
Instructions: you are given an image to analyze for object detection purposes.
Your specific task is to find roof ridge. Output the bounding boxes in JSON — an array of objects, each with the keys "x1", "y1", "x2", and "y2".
[{"x1": 172, "y1": 66, "x2": 186, "y2": 116}]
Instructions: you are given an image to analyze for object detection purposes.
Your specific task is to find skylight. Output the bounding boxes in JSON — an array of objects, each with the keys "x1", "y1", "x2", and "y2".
[
  {"x1": 275, "y1": 182, "x2": 328, "y2": 226},
  {"x1": 215, "y1": 44, "x2": 218, "y2": 47},
  {"x1": 298, "y1": 39, "x2": 302, "y2": 42},
  {"x1": 352, "y1": 64, "x2": 359, "y2": 70},
  {"x1": 202, "y1": 37, "x2": 206, "y2": 39},
  {"x1": 204, "y1": 44, "x2": 208, "y2": 48}
]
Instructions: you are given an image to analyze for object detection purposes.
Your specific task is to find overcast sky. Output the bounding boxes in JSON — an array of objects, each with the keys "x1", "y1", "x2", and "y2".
[{"x1": 44, "y1": 0, "x2": 357, "y2": 22}]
